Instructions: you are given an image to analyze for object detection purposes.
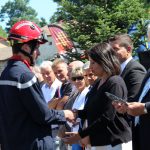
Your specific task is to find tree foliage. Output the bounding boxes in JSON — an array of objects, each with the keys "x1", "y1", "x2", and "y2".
[
  {"x1": 52, "y1": 0, "x2": 149, "y2": 50},
  {"x1": 39, "y1": 17, "x2": 48, "y2": 27},
  {"x1": 0, "y1": 26, "x2": 7, "y2": 38},
  {"x1": 0, "y1": 0, "x2": 41, "y2": 32}
]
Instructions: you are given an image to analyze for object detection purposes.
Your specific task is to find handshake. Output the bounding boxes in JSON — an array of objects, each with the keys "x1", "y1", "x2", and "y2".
[{"x1": 63, "y1": 109, "x2": 78, "y2": 124}]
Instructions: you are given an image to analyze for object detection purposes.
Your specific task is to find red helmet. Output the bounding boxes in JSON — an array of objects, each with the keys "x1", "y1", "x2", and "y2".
[{"x1": 8, "y1": 20, "x2": 47, "y2": 44}]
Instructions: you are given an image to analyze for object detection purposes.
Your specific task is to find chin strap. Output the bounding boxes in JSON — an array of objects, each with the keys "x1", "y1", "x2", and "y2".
[
  {"x1": 18, "y1": 48, "x2": 34, "y2": 66},
  {"x1": 17, "y1": 41, "x2": 38, "y2": 66}
]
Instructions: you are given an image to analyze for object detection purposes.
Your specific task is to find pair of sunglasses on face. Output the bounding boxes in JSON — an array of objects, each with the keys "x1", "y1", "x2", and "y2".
[{"x1": 71, "y1": 76, "x2": 84, "y2": 81}]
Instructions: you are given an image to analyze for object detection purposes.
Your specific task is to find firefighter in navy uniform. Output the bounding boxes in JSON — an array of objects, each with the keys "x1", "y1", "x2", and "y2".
[{"x1": 0, "y1": 20, "x2": 75, "y2": 150}]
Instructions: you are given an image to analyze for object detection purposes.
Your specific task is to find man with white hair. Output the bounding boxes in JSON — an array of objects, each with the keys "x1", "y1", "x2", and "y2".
[
  {"x1": 40, "y1": 60, "x2": 62, "y2": 150},
  {"x1": 40, "y1": 60, "x2": 62, "y2": 103}
]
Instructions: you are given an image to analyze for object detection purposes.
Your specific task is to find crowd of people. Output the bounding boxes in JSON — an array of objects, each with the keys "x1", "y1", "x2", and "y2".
[{"x1": 0, "y1": 20, "x2": 150, "y2": 150}]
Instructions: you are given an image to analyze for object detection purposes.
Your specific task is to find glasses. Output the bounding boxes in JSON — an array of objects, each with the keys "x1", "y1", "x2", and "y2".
[{"x1": 71, "y1": 76, "x2": 84, "y2": 81}]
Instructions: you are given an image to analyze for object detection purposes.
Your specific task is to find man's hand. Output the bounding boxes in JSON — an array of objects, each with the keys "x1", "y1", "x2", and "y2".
[
  {"x1": 56, "y1": 100, "x2": 66, "y2": 110},
  {"x1": 56, "y1": 96, "x2": 69, "y2": 110},
  {"x1": 126, "y1": 102, "x2": 146, "y2": 116},
  {"x1": 112, "y1": 101, "x2": 147, "y2": 116},
  {"x1": 48, "y1": 98, "x2": 59, "y2": 109},
  {"x1": 63, "y1": 110, "x2": 76, "y2": 123}
]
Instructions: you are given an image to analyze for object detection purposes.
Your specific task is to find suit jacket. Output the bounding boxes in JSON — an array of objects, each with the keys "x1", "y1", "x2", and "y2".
[
  {"x1": 132, "y1": 69, "x2": 150, "y2": 150},
  {"x1": 78, "y1": 76, "x2": 132, "y2": 146},
  {"x1": 64, "y1": 89, "x2": 79, "y2": 110},
  {"x1": 121, "y1": 59, "x2": 146, "y2": 102}
]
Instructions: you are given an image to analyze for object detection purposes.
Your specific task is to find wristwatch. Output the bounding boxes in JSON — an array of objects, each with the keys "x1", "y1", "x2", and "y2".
[
  {"x1": 72, "y1": 109, "x2": 78, "y2": 118},
  {"x1": 144, "y1": 103, "x2": 148, "y2": 114}
]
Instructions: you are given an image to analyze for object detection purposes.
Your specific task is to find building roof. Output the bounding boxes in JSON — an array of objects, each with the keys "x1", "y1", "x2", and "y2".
[
  {"x1": 41, "y1": 25, "x2": 51, "y2": 36},
  {"x1": 0, "y1": 47, "x2": 12, "y2": 61},
  {"x1": 0, "y1": 37, "x2": 12, "y2": 61}
]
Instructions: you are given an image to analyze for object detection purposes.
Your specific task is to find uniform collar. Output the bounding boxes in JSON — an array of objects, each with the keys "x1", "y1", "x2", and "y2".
[{"x1": 10, "y1": 55, "x2": 31, "y2": 70}]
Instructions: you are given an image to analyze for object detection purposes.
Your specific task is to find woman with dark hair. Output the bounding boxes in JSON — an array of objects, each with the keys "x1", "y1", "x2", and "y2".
[{"x1": 62, "y1": 42, "x2": 132, "y2": 150}]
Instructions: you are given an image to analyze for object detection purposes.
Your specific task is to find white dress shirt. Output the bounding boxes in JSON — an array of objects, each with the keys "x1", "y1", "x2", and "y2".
[
  {"x1": 41, "y1": 78, "x2": 62, "y2": 103},
  {"x1": 68, "y1": 87, "x2": 89, "y2": 132}
]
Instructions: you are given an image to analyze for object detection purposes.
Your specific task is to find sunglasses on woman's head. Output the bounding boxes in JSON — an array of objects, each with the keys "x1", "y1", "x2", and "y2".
[{"x1": 71, "y1": 76, "x2": 84, "y2": 81}]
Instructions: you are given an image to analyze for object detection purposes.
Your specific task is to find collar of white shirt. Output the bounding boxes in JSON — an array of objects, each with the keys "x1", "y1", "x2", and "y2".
[{"x1": 121, "y1": 57, "x2": 132, "y2": 73}]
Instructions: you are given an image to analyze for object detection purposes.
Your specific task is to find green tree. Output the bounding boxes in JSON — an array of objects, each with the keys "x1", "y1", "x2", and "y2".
[
  {"x1": 52, "y1": 0, "x2": 149, "y2": 50},
  {"x1": 39, "y1": 17, "x2": 48, "y2": 27},
  {"x1": 0, "y1": 0, "x2": 40, "y2": 32},
  {"x1": 50, "y1": 8, "x2": 72, "y2": 23},
  {"x1": 0, "y1": 26, "x2": 7, "y2": 38}
]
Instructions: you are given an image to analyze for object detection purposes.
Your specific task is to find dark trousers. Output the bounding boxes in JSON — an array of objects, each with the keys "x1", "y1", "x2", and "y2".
[{"x1": 132, "y1": 124, "x2": 140, "y2": 150}]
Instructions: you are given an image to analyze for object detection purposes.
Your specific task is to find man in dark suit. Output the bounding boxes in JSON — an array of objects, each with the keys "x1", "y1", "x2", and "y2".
[
  {"x1": 113, "y1": 69, "x2": 150, "y2": 150},
  {"x1": 109, "y1": 34, "x2": 146, "y2": 102}
]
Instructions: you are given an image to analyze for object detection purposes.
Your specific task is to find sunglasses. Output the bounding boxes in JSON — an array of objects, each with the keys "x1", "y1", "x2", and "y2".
[{"x1": 71, "y1": 76, "x2": 84, "y2": 81}]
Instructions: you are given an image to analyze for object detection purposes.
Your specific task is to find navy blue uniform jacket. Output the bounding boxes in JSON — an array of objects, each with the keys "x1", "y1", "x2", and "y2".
[{"x1": 0, "y1": 60, "x2": 66, "y2": 150}]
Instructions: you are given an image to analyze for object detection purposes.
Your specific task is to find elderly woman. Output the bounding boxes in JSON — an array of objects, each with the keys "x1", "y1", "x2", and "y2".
[
  {"x1": 62, "y1": 42, "x2": 132, "y2": 150},
  {"x1": 68, "y1": 67, "x2": 89, "y2": 150},
  {"x1": 70, "y1": 67, "x2": 89, "y2": 110},
  {"x1": 58, "y1": 67, "x2": 89, "y2": 150}
]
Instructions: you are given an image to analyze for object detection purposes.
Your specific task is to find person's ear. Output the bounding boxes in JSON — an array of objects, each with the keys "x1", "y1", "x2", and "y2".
[
  {"x1": 127, "y1": 46, "x2": 132, "y2": 53},
  {"x1": 21, "y1": 43, "x2": 30, "y2": 52}
]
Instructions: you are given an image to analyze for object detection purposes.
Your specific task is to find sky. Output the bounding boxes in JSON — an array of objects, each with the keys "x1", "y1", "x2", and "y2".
[{"x1": 0, "y1": 0, "x2": 58, "y2": 29}]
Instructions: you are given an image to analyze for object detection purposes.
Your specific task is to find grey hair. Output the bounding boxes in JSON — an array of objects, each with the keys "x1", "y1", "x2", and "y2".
[
  {"x1": 71, "y1": 67, "x2": 85, "y2": 78},
  {"x1": 40, "y1": 60, "x2": 53, "y2": 69}
]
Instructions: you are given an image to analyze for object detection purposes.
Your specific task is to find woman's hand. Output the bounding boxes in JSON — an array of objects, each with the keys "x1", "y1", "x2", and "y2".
[
  {"x1": 62, "y1": 132, "x2": 81, "y2": 144},
  {"x1": 112, "y1": 101, "x2": 128, "y2": 114}
]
